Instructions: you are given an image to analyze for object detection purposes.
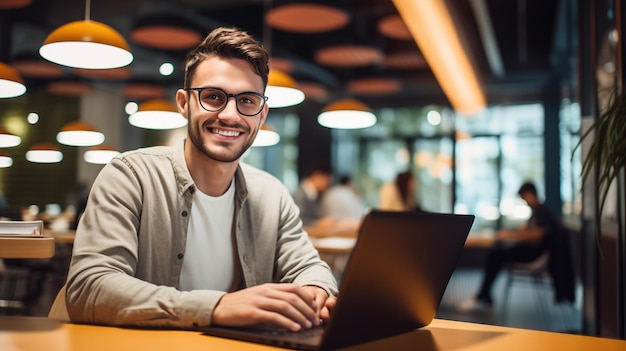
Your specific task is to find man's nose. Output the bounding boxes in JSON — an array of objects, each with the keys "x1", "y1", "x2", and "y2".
[{"x1": 217, "y1": 98, "x2": 242, "y2": 121}]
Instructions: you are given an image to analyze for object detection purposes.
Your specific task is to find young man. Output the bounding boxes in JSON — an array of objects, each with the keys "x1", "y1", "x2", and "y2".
[
  {"x1": 458, "y1": 182, "x2": 561, "y2": 311},
  {"x1": 60, "y1": 27, "x2": 338, "y2": 332}
]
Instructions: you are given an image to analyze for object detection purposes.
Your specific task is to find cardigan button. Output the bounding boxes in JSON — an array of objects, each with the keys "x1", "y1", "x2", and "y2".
[
  {"x1": 182, "y1": 210, "x2": 188, "y2": 217},
  {"x1": 189, "y1": 187, "x2": 195, "y2": 194},
  {"x1": 177, "y1": 253, "x2": 184, "y2": 259}
]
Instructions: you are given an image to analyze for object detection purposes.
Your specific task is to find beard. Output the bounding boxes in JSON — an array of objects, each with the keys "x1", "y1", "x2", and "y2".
[{"x1": 187, "y1": 111, "x2": 259, "y2": 163}]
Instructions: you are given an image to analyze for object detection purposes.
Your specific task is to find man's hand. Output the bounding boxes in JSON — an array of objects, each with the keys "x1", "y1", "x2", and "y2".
[
  {"x1": 211, "y1": 283, "x2": 321, "y2": 332},
  {"x1": 301, "y1": 285, "x2": 337, "y2": 322}
]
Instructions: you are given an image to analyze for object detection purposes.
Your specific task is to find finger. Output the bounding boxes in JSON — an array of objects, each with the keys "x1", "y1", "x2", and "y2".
[
  {"x1": 272, "y1": 285, "x2": 319, "y2": 321},
  {"x1": 262, "y1": 290, "x2": 316, "y2": 329}
]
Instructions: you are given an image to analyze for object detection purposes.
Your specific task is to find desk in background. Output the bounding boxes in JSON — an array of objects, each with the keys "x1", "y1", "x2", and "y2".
[
  {"x1": 2, "y1": 316, "x2": 626, "y2": 351},
  {"x1": 304, "y1": 226, "x2": 357, "y2": 277},
  {"x1": 0, "y1": 237, "x2": 55, "y2": 259}
]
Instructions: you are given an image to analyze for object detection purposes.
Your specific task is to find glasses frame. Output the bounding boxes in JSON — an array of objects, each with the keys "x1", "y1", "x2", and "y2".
[{"x1": 185, "y1": 87, "x2": 269, "y2": 117}]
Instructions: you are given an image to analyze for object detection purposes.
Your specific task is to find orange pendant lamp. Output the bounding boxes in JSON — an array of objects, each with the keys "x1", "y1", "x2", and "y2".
[
  {"x1": 39, "y1": 0, "x2": 133, "y2": 69},
  {"x1": 128, "y1": 99, "x2": 187, "y2": 130},
  {"x1": 0, "y1": 62, "x2": 27, "y2": 98},
  {"x1": 266, "y1": 69, "x2": 305, "y2": 108},
  {"x1": 318, "y1": 98, "x2": 376, "y2": 129}
]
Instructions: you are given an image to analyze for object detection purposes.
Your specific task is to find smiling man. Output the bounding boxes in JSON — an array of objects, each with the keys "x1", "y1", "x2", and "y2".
[{"x1": 59, "y1": 27, "x2": 338, "y2": 332}]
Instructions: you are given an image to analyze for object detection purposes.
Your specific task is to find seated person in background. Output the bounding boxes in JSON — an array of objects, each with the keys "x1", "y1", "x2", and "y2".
[
  {"x1": 57, "y1": 27, "x2": 338, "y2": 332},
  {"x1": 320, "y1": 175, "x2": 366, "y2": 230},
  {"x1": 291, "y1": 162, "x2": 333, "y2": 227},
  {"x1": 457, "y1": 182, "x2": 562, "y2": 311},
  {"x1": 378, "y1": 170, "x2": 423, "y2": 212}
]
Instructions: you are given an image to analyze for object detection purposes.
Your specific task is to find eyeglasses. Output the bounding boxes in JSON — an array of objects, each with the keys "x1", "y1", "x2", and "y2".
[{"x1": 185, "y1": 87, "x2": 268, "y2": 117}]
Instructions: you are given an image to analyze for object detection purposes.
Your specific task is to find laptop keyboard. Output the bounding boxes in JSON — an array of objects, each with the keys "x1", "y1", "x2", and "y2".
[{"x1": 262, "y1": 325, "x2": 325, "y2": 337}]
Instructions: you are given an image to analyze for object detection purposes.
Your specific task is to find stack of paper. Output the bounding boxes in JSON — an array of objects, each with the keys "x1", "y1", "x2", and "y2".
[{"x1": 0, "y1": 220, "x2": 44, "y2": 236}]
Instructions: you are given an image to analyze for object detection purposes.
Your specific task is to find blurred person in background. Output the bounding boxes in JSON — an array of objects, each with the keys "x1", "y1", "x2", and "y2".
[
  {"x1": 292, "y1": 161, "x2": 333, "y2": 227},
  {"x1": 378, "y1": 170, "x2": 422, "y2": 212}
]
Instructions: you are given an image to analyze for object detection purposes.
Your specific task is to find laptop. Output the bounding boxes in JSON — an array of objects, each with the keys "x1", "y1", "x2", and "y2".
[{"x1": 203, "y1": 210, "x2": 475, "y2": 350}]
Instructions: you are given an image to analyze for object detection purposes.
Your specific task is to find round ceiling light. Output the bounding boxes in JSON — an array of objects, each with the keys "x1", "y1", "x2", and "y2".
[
  {"x1": 26, "y1": 142, "x2": 63, "y2": 163},
  {"x1": 318, "y1": 98, "x2": 377, "y2": 129},
  {"x1": 315, "y1": 45, "x2": 383, "y2": 67},
  {"x1": 131, "y1": 14, "x2": 202, "y2": 50},
  {"x1": 266, "y1": 4, "x2": 349, "y2": 33},
  {"x1": 128, "y1": 99, "x2": 187, "y2": 130},
  {"x1": 252, "y1": 124, "x2": 280, "y2": 147},
  {"x1": 347, "y1": 77, "x2": 402, "y2": 95},
  {"x1": 56, "y1": 121, "x2": 105, "y2": 147},
  {"x1": 12, "y1": 59, "x2": 64, "y2": 79},
  {"x1": 84, "y1": 144, "x2": 120, "y2": 164},
  {"x1": 0, "y1": 62, "x2": 27, "y2": 98},
  {"x1": 47, "y1": 81, "x2": 93, "y2": 96},
  {"x1": 385, "y1": 51, "x2": 428, "y2": 70},
  {"x1": 40, "y1": 20, "x2": 133, "y2": 69},
  {"x1": 377, "y1": 14, "x2": 412, "y2": 40},
  {"x1": 266, "y1": 70, "x2": 305, "y2": 108}
]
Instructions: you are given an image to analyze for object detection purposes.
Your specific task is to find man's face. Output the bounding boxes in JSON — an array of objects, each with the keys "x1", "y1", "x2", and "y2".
[{"x1": 177, "y1": 56, "x2": 268, "y2": 163}]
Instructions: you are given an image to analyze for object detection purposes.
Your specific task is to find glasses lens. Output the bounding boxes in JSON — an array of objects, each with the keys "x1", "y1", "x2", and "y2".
[
  {"x1": 198, "y1": 88, "x2": 227, "y2": 111},
  {"x1": 236, "y1": 93, "x2": 264, "y2": 116}
]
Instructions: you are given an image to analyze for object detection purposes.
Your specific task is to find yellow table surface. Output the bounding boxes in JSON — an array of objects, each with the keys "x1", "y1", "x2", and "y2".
[{"x1": 2, "y1": 317, "x2": 626, "y2": 351}]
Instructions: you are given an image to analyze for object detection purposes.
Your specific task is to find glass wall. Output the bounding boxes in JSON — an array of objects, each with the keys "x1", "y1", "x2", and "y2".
[
  {"x1": 249, "y1": 100, "x2": 583, "y2": 237},
  {"x1": 331, "y1": 102, "x2": 554, "y2": 235}
]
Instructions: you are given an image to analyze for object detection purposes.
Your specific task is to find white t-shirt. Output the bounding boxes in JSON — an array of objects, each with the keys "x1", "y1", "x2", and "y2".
[{"x1": 179, "y1": 180, "x2": 236, "y2": 292}]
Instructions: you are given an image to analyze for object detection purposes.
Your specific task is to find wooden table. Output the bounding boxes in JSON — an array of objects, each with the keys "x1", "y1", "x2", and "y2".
[
  {"x1": 2, "y1": 316, "x2": 625, "y2": 351},
  {"x1": 0, "y1": 236, "x2": 55, "y2": 259}
]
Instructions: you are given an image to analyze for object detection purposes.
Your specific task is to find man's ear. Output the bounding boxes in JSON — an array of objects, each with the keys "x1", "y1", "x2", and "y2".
[
  {"x1": 175, "y1": 89, "x2": 189, "y2": 119},
  {"x1": 258, "y1": 103, "x2": 269, "y2": 127}
]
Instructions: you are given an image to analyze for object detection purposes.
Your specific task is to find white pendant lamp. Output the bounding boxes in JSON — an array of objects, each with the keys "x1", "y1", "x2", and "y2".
[
  {"x1": 0, "y1": 62, "x2": 27, "y2": 98},
  {"x1": 39, "y1": 0, "x2": 133, "y2": 69},
  {"x1": 0, "y1": 154, "x2": 13, "y2": 168},
  {"x1": 128, "y1": 99, "x2": 187, "y2": 130},
  {"x1": 266, "y1": 69, "x2": 305, "y2": 108},
  {"x1": 318, "y1": 98, "x2": 377, "y2": 129},
  {"x1": 252, "y1": 123, "x2": 280, "y2": 147},
  {"x1": 56, "y1": 121, "x2": 105, "y2": 146},
  {"x1": 84, "y1": 144, "x2": 120, "y2": 164},
  {"x1": 26, "y1": 142, "x2": 63, "y2": 163},
  {"x1": 0, "y1": 127, "x2": 21, "y2": 147}
]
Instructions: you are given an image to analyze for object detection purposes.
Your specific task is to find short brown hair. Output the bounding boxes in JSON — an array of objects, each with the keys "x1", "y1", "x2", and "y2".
[{"x1": 183, "y1": 27, "x2": 270, "y2": 89}]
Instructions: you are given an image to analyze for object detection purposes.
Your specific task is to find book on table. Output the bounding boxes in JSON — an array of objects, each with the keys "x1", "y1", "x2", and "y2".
[{"x1": 0, "y1": 220, "x2": 44, "y2": 237}]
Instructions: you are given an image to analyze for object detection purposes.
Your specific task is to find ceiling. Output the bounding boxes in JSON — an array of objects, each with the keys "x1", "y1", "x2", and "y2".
[{"x1": 1, "y1": 0, "x2": 566, "y2": 110}]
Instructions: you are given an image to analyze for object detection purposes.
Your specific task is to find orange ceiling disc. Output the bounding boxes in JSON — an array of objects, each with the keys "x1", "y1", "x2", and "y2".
[{"x1": 266, "y1": 4, "x2": 349, "y2": 33}]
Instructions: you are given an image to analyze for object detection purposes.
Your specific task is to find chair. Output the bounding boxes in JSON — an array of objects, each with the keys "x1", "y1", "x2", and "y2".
[
  {"x1": 48, "y1": 284, "x2": 70, "y2": 322},
  {"x1": 500, "y1": 251, "x2": 551, "y2": 327},
  {"x1": 0, "y1": 261, "x2": 29, "y2": 314},
  {"x1": 0, "y1": 258, "x2": 51, "y2": 315}
]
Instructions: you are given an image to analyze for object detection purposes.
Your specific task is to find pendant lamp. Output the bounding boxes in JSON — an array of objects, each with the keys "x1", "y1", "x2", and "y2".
[
  {"x1": 56, "y1": 120, "x2": 105, "y2": 146},
  {"x1": 84, "y1": 144, "x2": 120, "y2": 164},
  {"x1": 0, "y1": 154, "x2": 13, "y2": 168},
  {"x1": 252, "y1": 123, "x2": 280, "y2": 147},
  {"x1": 266, "y1": 69, "x2": 305, "y2": 108},
  {"x1": 0, "y1": 127, "x2": 21, "y2": 147},
  {"x1": 0, "y1": 62, "x2": 27, "y2": 98},
  {"x1": 39, "y1": 0, "x2": 133, "y2": 69},
  {"x1": 25, "y1": 142, "x2": 63, "y2": 163},
  {"x1": 317, "y1": 98, "x2": 377, "y2": 129},
  {"x1": 128, "y1": 99, "x2": 187, "y2": 130}
]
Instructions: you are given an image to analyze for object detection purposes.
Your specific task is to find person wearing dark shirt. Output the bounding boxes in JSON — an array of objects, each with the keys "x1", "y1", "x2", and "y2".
[{"x1": 458, "y1": 182, "x2": 562, "y2": 311}]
